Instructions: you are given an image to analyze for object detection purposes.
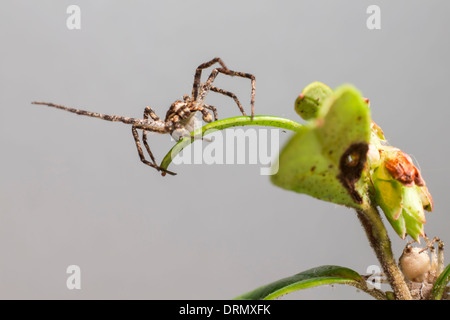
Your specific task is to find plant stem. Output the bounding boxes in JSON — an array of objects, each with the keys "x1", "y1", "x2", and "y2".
[
  {"x1": 351, "y1": 281, "x2": 388, "y2": 300},
  {"x1": 356, "y1": 203, "x2": 412, "y2": 300},
  {"x1": 159, "y1": 115, "x2": 303, "y2": 172}
]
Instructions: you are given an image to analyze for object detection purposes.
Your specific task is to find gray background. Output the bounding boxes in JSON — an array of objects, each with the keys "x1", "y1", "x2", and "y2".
[{"x1": 0, "y1": 1, "x2": 449, "y2": 299}]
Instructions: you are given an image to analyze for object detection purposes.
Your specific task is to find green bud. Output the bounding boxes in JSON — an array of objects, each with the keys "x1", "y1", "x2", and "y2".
[
  {"x1": 294, "y1": 82, "x2": 333, "y2": 120},
  {"x1": 370, "y1": 144, "x2": 431, "y2": 241}
]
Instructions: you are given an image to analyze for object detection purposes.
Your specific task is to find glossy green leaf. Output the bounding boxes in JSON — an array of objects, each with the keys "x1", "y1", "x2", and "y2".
[
  {"x1": 271, "y1": 85, "x2": 372, "y2": 209},
  {"x1": 159, "y1": 115, "x2": 303, "y2": 172},
  {"x1": 234, "y1": 265, "x2": 384, "y2": 300},
  {"x1": 431, "y1": 264, "x2": 450, "y2": 300}
]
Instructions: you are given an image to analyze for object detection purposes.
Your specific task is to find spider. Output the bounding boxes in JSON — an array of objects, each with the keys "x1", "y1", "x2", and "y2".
[
  {"x1": 363, "y1": 236, "x2": 447, "y2": 299},
  {"x1": 399, "y1": 236, "x2": 446, "y2": 299},
  {"x1": 32, "y1": 57, "x2": 256, "y2": 176}
]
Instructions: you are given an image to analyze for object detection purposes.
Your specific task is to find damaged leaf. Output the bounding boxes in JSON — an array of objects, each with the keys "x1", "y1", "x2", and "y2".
[{"x1": 271, "y1": 85, "x2": 372, "y2": 209}]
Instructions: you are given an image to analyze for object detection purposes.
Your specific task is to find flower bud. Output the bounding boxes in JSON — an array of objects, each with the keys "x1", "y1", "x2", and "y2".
[
  {"x1": 370, "y1": 144, "x2": 432, "y2": 241},
  {"x1": 294, "y1": 82, "x2": 333, "y2": 120}
]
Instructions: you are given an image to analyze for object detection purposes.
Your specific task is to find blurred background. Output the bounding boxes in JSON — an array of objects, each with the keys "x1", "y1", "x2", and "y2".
[{"x1": 0, "y1": 1, "x2": 449, "y2": 299}]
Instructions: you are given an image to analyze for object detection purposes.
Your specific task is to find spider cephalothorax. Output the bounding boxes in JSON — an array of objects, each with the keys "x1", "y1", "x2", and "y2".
[
  {"x1": 163, "y1": 95, "x2": 213, "y2": 141},
  {"x1": 32, "y1": 57, "x2": 255, "y2": 176}
]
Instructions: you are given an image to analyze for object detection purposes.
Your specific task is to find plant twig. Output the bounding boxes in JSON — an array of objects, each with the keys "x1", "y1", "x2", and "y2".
[
  {"x1": 159, "y1": 115, "x2": 303, "y2": 172},
  {"x1": 356, "y1": 203, "x2": 412, "y2": 300},
  {"x1": 350, "y1": 281, "x2": 388, "y2": 300}
]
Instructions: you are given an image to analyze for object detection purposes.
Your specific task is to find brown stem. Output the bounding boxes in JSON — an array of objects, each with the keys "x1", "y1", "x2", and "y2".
[
  {"x1": 351, "y1": 281, "x2": 388, "y2": 300},
  {"x1": 356, "y1": 203, "x2": 412, "y2": 300}
]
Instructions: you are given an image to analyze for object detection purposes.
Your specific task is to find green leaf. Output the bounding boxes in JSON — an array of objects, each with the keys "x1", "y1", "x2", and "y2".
[
  {"x1": 400, "y1": 211, "x2": 424, "y2": 242},
  {"x1": 372, "y1": 165, "x2": 406, "y2": 238},
  {"x1": 271, "y1": 85, "x2": 372, "y2": 209},
  {"x1": 234, "y1": 265, "x2": 385, "y2": 300},
  {"x1": 402, "y1": 186, "x2": 426, "y2": 224},
  {"x1": 431, "y1": 264, "x2": 450, "y2": 300},
  {"x1": 159, "y1": 115, "x2": 303, "y2": 172}
]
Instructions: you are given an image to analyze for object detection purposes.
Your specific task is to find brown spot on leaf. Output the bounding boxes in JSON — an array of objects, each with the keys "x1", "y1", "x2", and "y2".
[{"x1": 337, "y1": 142, "x2": 369, "y2": 204}]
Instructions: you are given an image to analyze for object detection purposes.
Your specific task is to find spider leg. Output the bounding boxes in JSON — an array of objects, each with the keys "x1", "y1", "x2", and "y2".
[
  {"x1": 144, "y1": 106, "x2": 160, "y2": 121},
  {"x1": 421, "y1": 236, "x2": 445, "y2": 275},
  {"x1": 438, "y1": 242, "x2": 445, "y2": 275},
  {"x1": 218, "y1": 69, "x2": 255, "y2": 118},
  {"x1": 192, "y1": 57, "x2": 228, "y2": 101},
  {"x1": 189, "y1": 104, "x2": 214, "y2": 123},
  {"x1": 132, "y1": 125, "x2": 176, "y2": 176},
  {"x1": 210, "y1": 85, "x2": 246, "y2": 116},
  {"x1": 142, "y1": 107, "x2": 160, "y2": 165},
  {"x1": 203, "y1": 104, "x2": 218, "y2": 121},
  {"x1": 406, "y1": 240, "x2": 415, "y2": 247},
  {"x1": 434, "y1": 237, "x2": 445, "y2": 275},
  {"x1": 199, "y1": 67, "x2": 256, "y2": 119},
  {"x1": 192, "y1": 106, "x2": 215, "y2": 142}
]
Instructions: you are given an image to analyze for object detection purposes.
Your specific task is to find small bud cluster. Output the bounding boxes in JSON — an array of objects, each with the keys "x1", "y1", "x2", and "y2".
[{"x1": 368, "y1": 127, "x2": 432, "y2": 241}]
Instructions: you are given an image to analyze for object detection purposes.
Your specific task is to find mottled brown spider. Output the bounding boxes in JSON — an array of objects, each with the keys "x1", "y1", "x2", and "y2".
[{"x1": 32, "y1": 57, "x2": 256, "y2": 176}]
